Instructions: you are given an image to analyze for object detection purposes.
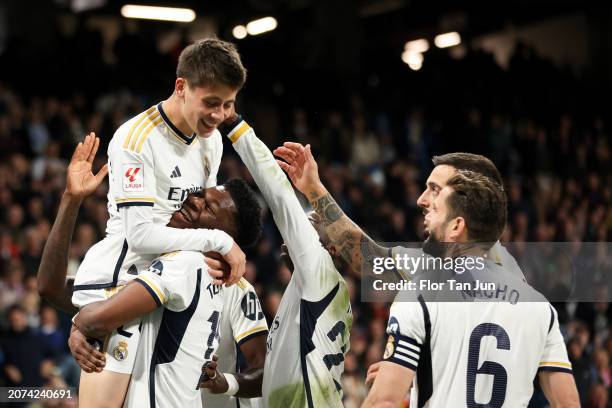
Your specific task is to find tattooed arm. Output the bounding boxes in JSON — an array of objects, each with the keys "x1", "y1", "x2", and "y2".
[{"x1": 274, "y1": 142, "x2": 389, "y2": 274}]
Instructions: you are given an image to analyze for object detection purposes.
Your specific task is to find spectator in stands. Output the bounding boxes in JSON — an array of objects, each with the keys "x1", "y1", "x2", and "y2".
[{"x1": 0, "y1": 304, "x2": 50, "y2": 387}]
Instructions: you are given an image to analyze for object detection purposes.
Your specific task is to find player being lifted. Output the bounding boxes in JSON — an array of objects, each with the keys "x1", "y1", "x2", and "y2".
[
  {"x1": 66, "y1": 39, "x2": 248, "y2": 407},
  {"x1": 274, "y1": 146, "x2": 525, "y2": 282},
  {"x1": 38, "y1": 134, "x2": 266, "y2": 407},
  {"x1": 361, "y1": 171, "x2": 579, "y2": 407},
  {"x1": 200, "y1": 115, "x2": 353, "y2": 407}
]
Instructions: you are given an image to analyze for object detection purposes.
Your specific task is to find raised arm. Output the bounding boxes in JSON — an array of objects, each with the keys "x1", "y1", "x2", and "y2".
[
  {"x1": 222, "y1": 117, "x2": 323, "y2": 266},
  {"x1": 274, "y1": 142, "x2": 389, "y2": 274},
  {"x1": 220, "y1": 116, "x2": 341, "y2": 299},
  {"x1": 38, "y1": 133, "x2": 108, "y2": 315}
]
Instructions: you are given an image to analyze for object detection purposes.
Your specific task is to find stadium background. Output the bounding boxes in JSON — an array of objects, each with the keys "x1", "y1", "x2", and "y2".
[{"x1": 0, "y1": 0, "x2": 610, "y2": 406}]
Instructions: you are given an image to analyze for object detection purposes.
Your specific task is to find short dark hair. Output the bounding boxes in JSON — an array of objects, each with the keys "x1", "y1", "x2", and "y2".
[
  {"x1": 225, "y1": 179, "x2": 262, "y2": 248},
  {"x1": 7, "y1": 303, "x2": 26, "y2": 316},
  {"x1": 432, "y1": 153, "x2": 503, "y2": 186},
  {"x1": 445, "y1": 170, "x2": 507, "y2": 244},
  {"x1": 176, "y1": 38, "x2": 247, "y2": 89}
]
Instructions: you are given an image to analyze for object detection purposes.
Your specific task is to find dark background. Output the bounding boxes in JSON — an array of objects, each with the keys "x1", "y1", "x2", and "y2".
[{"x1": 0, "y1": 1, "x2": 610, "y2": 406}]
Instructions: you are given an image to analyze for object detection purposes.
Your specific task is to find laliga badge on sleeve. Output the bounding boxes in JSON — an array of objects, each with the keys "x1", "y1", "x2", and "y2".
[
  {"x1": 113, "y1": 340, "x2": 129, "y2": 361},
  {"x1": 123, "y1": 163, "x2": 144, "y2": 192}
]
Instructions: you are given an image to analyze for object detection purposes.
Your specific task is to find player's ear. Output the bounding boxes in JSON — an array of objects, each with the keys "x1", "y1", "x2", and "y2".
[
  {"x1": 175, "y1": 78, "x2": 187, "y2": 98},
  {"x1": 450, "y1": 216, "x2": 466, "y2": 240}
]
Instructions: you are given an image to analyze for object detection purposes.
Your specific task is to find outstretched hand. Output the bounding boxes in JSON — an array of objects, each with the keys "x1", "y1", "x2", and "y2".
[
  {"x1": 273, "y1": 142, "x2": 321, "y2": 195},
  {"x1": 65, "y1": 132, "x2": 109, "y2": 199}
]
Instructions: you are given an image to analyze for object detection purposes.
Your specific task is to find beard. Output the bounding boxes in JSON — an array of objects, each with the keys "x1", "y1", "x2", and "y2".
[{"x1": 422, "y1": 231, "x2": 446, "y2": 258}]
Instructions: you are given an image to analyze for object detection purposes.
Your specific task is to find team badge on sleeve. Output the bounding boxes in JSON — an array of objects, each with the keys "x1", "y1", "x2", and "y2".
[
  {"x1": 123, "y1": 163, "x2": 144, "y2": 192},
  {"x1": 113, "y1": 340, "x2": 129, "y2": 361},
  {"x1": 383, "y1": 335, "x2": 395, "y2": 359}
]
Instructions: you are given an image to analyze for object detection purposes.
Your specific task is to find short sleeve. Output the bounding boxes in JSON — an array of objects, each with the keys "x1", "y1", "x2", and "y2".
[
  {"x1": 228, "y1": 280, "x2": 268, "y2": 346},
  {"x1": 112, "y1": 107, "x2": 160, "y2": 208},
  {"x1": 383, "y1": 301, "x2": 426, "y2": 371},
  {"x1": 538, "y1": 305, "x2": 572, "y2": 374},
  {"x1": 134, "y1": 251, "x2": 204, "y2": 312}
]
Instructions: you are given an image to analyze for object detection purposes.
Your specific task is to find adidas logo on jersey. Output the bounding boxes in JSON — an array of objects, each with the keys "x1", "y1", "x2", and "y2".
[{"x1": 170, "y1": 165, "x2": 182, "y2": 178}]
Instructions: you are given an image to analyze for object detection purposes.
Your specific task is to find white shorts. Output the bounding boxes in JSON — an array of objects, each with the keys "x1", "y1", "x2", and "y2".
[
  {"x1": 72, "y1": 235, "x2": 156, "y2": 375},
  {"x1": 72, "y1": 234, "x2": 156, "y2": 308},
  {"x1": 74, "y1": 286, "x2": 142, "y2": 375},
  {"x1": 103, "y1": 317, "x2": 142, "y2": 374}
]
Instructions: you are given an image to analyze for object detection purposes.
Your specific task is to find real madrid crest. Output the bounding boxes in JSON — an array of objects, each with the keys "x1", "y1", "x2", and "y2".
[
  {"x1": 383, "y1": 335, "x2": 395, "y2": 359},
  {"x1": 113, "y1": 340, "x2": 129, "y2": 361}
]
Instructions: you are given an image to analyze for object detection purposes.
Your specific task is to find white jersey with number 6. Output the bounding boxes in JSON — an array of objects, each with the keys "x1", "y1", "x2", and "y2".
[
  {"x1": 123, "y1": 250, "x2": 224, "y2": 408},
  {"x1": 383, "y1": 262, "x2": 571, "y2": 407}
]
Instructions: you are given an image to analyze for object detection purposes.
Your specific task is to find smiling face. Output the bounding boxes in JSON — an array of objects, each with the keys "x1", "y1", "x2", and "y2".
[
  {"x1": 176, "y1": 79, "x2": 238, "y2": 137},
  {"x1": 167, "y1": 186, "x2": 239, "y2": 239}
]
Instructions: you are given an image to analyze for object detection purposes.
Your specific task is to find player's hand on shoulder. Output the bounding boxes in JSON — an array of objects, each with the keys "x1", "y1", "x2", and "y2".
[
  {"x1": 222, "y1": 241, "x2": 246, "y2": 287},
  {"x1": 273, "y1": 143, "x2": 321, "y2": 195},
  {"x1": 198, "y1": 355, "x2": 229, "y2": 393},
  {"x1": 65, "y1": 132, "x2": 109, "y2": 200},
  {"x1": 68, "y1": 324, "x2": 106, "y2": 373},
  {"x1": 204, "y1": 251, "x2": 231, "y2": 285}
]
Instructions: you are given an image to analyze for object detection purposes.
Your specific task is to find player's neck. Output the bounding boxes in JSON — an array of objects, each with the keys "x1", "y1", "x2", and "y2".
[
  {"x1": 447, "y1": 242, "x2": 488, "y2": 258},
  {"x1": 161, "y1": 95, "x2": 194, "y2": 137}
]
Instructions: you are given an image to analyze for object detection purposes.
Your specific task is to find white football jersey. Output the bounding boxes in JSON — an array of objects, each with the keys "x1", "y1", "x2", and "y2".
[
  {"x1": 72, "y1": 103, "x2": 222, "y2": 306},
  {"x1": 227, "y1": 122, "x2": 353, "y2": 408},
  {"x1": 384, "y1": 261, "x2": 571, "y2": 407},
  {"x1": 201, "y1": 279, "x2": 268, "y2": 408},
  {"x1": 124, "y1": 250, "x2": 224, "y2": 408}
]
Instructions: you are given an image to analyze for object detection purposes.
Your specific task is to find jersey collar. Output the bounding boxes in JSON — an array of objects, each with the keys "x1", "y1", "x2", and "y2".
[{"x1": 157, "y1": 102, "x2": 197, "y2": 145}]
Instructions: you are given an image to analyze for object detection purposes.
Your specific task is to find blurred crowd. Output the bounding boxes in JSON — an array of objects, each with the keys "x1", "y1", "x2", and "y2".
[{"x1": 0, "y1": 38, "x2": 610, "y2": 408}]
